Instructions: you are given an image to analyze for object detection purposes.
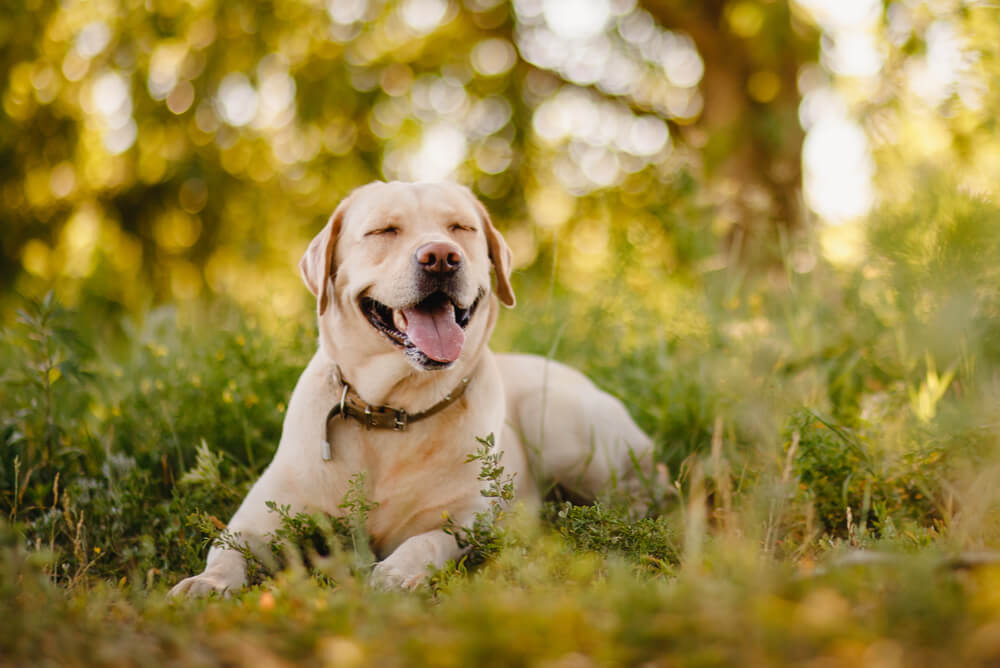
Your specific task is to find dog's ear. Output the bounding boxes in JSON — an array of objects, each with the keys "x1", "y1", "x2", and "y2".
[
  {"x1": 299, "y1": 197, "x2": 350, "y2": 316},
  {"x1": 470, "y1": 194, "x2": 516, "y2": 308}
]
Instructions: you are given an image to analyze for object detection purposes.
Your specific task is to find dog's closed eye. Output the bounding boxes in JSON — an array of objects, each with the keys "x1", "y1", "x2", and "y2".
[{"x1": 366, "y1": 226, "x2": 399, "y2": 237}]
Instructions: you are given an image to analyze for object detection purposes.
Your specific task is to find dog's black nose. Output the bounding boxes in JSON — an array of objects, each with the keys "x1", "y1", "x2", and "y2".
[{"x1": 416, "y1": 242, "x2": 462, "y2": 274}]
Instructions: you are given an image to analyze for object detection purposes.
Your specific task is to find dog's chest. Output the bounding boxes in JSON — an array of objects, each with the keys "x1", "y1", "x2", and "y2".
[{"x1": 322, "y1": 417, "x2": 483, "y2": 552}]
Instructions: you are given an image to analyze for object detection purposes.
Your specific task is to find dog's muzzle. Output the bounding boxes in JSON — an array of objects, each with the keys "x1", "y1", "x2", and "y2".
[{"x1": 360, "y1": 287, "x2": 483, "y2": 370}]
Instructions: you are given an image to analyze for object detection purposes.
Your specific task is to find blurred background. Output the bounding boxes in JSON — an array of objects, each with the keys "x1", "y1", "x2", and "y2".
[{"x1": 3, "y1": 0, "x2": 996, "y2": 323}]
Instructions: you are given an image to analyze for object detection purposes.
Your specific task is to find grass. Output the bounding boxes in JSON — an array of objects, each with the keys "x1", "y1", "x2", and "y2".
[{"x1": 3, "y1": 183, "x2": 1000, "y2": 665}]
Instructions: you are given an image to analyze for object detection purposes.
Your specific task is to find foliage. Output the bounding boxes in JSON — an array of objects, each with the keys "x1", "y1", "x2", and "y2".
[
  {"x1": 0, "y1": 0, "x2": 737, "y2": 317},
  {"x1": 785, "y1": 409, "x2": 941, "y2": 538},
  {"x1": 1, "y1": 300, "x2": 311, "y2": 585},
  {"x1": 544, "y1": 501, "x2": 680, "y2": 571},
  {"x1": 1, "y1": 167, "x2": 1000, "y2": 664},
  {"x1": 440, "y1": 433, "x2": 518, "y2": 572},
  {"x1": 1, "y1": 293, "x2": 93, "y2": 515}
]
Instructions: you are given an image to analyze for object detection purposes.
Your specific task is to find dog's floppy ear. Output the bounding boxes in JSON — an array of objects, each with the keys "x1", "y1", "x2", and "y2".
[
  {"x1": 299, "y1": 197, "x2": 350, "y2": 316},
  {"x1": 471, "y1": 195, "x2": 516, "y2": 308}
]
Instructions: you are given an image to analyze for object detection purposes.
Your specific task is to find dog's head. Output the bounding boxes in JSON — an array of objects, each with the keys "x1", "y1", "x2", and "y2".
[{"x1": 299, "y1": 181, "x2": 515, "y2": 372}]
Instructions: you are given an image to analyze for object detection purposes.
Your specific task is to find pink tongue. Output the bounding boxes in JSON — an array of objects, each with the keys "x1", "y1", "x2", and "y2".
[{"x1": 402, "y1": 301, "x2": 465, "y2": 363}]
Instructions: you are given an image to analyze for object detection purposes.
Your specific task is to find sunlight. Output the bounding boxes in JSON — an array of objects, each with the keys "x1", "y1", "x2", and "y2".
[
  {"x1": 90, "y1": 70, "x2": 137, "y2": 155},
  {"x1": 75, "y1": 21, "x2": 111, "y2": 58},
  {"x1": 91, "y1": 70, "x2": 129, "y2": 119},
  {"x1": 147, "y1": 42, "x2": 187, "y2": 101},
  {"x1": 216, "y1": 73, "x2": 258, "y2": 127},
  {"x1": 327, "y1": 0, "x2": 367, "y2": 25},
  {"x1": 542, "y1": 0, "x2": 611, "y2": 40},
  {"x1": 803, "y1": 115, "x2": 874, "y2": 224},
  {"x1": 660, "y1": 34, "x2": 703, "y2": 88},
  {"x1": 408, "y1": 123, "x2": 468, "y2": 181},
  {"x1": 254, "y1": 56, "x2": 296, "y2": 130},
  {"x1": 400, "y1": 0, "x2": 448, "y2": 34},
  {"x1": 908, "y1": 20, "x2": 965, "y2": 105},
  {"x1": 794, "y1": 0, "x2": 882, "y2": 225},
  {"x1": 471, "y1": 38, "x2": 517, "y2": 77}
]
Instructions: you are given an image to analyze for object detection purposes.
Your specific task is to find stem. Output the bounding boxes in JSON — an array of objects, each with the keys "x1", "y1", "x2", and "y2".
[{"x1": 42, "y1": 312, "x2": 55, "y2": 464}]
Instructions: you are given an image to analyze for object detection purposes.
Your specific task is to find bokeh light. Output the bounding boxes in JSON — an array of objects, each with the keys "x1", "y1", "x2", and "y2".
[{"x1": 2, "y1": 0, "x2": 997, "y2": 317}]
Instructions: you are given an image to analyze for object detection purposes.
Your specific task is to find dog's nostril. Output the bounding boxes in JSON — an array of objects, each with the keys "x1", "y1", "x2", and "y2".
[{"x1": 416, "y1": 242, "x2": 462, "y2": 273}]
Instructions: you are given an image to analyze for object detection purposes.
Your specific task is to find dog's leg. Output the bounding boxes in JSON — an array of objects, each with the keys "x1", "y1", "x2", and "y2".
[
  {"x1": 167, "y1": 543, "x2": 251, "y2": 598},
  {"x1": 369, "y1": 528, "x2": 466, "y2": 590},
  {"x1": 168, "y1": 467, "x2": 289, "y2": 597}
]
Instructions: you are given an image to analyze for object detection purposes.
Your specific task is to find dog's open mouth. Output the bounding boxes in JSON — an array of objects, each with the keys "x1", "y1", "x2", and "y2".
[{"x1": 361, "y1": 291, "x2": 481, "y2": 366}]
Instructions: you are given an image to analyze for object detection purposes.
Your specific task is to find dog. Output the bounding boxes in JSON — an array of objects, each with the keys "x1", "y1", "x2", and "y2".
[{"x1": 169, "y1": 181, "x2": 659, "y2": 595}]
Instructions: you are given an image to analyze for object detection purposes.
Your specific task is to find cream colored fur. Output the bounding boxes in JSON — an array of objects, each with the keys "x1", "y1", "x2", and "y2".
[{"x1": 169, "y1": 181, "x2": 657, "y2": 596}]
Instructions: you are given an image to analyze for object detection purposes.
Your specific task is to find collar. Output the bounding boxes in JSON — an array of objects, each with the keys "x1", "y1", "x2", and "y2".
[{"x1": 321, "y1": 373, "x2": 471, "y2": 460}]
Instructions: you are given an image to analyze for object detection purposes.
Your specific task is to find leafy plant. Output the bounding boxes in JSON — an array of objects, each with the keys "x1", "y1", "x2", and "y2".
[
  {"x1": 442, "y1": 434, "x2": 518, "y2": 571},
  {"x1": 1, "y1": 292, "x2": 95, "y2": 518}
]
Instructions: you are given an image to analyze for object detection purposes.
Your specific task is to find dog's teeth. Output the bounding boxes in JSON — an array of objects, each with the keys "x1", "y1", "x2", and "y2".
[{"x1": 393, "y1": 310, "x2": 408, "y2": 332}]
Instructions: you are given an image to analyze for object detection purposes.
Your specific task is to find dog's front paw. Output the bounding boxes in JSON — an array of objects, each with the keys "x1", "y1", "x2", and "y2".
[
  {"x1": 369, "y1": 558, "x2": 429, "y2": 591},
  {"x1": 168, "y1": 571, "x2": 244, "y2": 598}
]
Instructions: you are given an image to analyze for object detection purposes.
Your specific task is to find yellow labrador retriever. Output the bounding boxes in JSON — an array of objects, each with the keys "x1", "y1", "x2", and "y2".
[{"x1": 170, "y1": 181, "x2": 657, "y2": 595}]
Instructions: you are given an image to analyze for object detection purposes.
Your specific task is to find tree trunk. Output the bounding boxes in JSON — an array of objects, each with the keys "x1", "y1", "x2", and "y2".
[{"x1": 640, "y1": 0, "x2": 816, "y2": 261}]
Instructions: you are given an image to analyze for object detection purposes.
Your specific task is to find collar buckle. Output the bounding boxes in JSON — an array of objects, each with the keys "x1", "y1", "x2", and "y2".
[{"x1": 393, "y1": 409, "x2": 408, "y2": 432}]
